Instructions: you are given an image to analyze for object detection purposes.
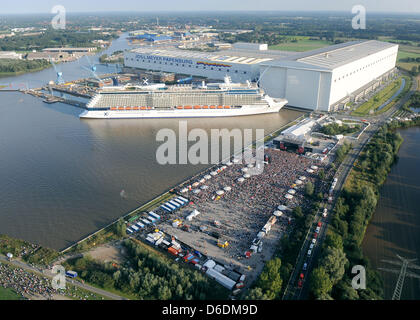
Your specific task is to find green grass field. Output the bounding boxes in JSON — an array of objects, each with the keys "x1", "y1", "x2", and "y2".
[
  {"x1": 352, "y1": 78, "x2": 403, "y2": 116},
  {"x1": 0, "y1": 287, "x2": 22, "y2": 300},
  {"x1": 397, "y1": 46, "x2": 420, "y2": 72},
  {"x1": 269, "y1": 36, "x2": 333, "y2": 52}
]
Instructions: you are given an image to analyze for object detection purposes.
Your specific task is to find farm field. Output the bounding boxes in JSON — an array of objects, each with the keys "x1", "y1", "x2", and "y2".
[{"x1": 270, "y1": 36, "x2": 333, "y2": 52}]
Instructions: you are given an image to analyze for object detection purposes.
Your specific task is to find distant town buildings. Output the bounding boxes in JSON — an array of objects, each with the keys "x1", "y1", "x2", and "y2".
[{"x1": 0, "y1": 51, "x2": 23, "y2": 60}]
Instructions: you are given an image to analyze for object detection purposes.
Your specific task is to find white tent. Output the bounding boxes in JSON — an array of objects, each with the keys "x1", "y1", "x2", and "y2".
[
  {"x1": 307, "y1": 169, "x2": 314, "y2": 174},
  {"x1": 226, "y1": 162, "x2": 233, "y2": 166},
  {"x1": 278, "y1": 205, "x2": 288, "y2": 211},
  {"x1": 237, "y1": 177, "x2": 245, "y2": 183},
  {"x1": 199, "y1": 179, "x2": 206, "y2": 184},
  {"x1": 201, "y1": 185, "x2": 209, "y2": 190},
  {"x1": 243, "y1": 174, "x2": 251, "y2": 179},
  {"x1": 210, "y1": 171, "x2": 218, "y2": 176},
  {"x1": 285, "y1": 194, "x2": 294, "y2": 200},
  {"x1": 181, "y1": 188, "x2": 189, "y2": 193},
  {"x1": 295, "y1": 180, "x2": 303, "y2": 185},
  {"x1": 221, "y1": 166, "x2": 227, "y2": 170},
  {"x1": 247, "y1": 164, "x2": 255, "y2": 168},
  {"x1": 193, "y1": 189, "x2": 201, "y2": 194},
  {"x1": 311, "y1": 165, "x2": 319, "y2": 170},
  {"x1": 204, "y1": 175, "x2": 212, "y2": 180},
  {"x1": 288, "y1": 189, "x2": 297, "y2": 195},
  {"x1": 299, "y1": 176, "x2": 307, "y2": 181},
  {"x1": 241, "y1": 168, "x2": 249, "y2": 173},
  {"x1": 224, "y1": 187, "x2": 232, "y2": 192},
  {"x1": 273, "y1": 211, "x2": 283, "y2": 217},
  {"x1": 216, "y1": 190, "x2": 225, "y2": 196}
]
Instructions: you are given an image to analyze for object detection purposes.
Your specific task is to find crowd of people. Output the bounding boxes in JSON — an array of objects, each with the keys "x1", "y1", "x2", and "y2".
[
  {"x1": 0, "y1": 262, "x2": 55, "y2": 300},
  {"x1": 173, "y1": 148, "x2": 323, "y2": 258}
]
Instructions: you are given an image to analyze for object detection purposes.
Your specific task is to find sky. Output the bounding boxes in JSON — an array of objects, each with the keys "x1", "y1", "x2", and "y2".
[{"x1": 2, "y1": 0, "x2": 420, "y2": 14}]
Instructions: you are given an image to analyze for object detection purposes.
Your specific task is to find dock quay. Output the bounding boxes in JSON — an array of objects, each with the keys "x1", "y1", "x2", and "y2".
[{"x1": 23, "y1": 88, "x2": 87, "y2": 108}]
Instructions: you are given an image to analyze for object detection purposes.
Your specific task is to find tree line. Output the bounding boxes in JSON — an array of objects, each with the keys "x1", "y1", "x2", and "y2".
[
  {"x1": 0, "y1": 59, "x2": 50, "y2": 74},
  {"x1": 309, "y1": 125, "x2": 404, "y2": 300}
]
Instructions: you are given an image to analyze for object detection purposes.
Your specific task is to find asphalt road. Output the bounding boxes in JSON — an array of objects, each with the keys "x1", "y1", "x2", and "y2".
[{"x1": 283, "y1": 75, "x2": 418, "y2": 300}]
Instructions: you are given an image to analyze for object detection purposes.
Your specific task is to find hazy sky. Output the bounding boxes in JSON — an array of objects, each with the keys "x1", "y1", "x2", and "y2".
[{"x1": 2, "y1": 0, "x2": 420, "y2": 14}]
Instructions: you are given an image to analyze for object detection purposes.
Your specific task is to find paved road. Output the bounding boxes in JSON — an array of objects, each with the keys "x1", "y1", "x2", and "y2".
[
  {"x1": 283, "y1": 75, "x2": 418, "y2": 300},
  {"x1": 0, "y1": 255, "x2": 127, "y2": 300}
]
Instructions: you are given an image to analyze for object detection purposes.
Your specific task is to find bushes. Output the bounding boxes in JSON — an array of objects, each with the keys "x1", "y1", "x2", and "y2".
[
  {"x1": 0, "y1": 59, "x2": 50, "y2": 74},
  {"x1": 320, "y1": 123, "x2": 361, "y2": 136}
]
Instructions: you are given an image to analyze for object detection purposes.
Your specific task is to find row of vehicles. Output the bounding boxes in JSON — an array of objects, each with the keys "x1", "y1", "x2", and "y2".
[{"x1": 298, "y1": 208, "x2": 330, "y2": 288}]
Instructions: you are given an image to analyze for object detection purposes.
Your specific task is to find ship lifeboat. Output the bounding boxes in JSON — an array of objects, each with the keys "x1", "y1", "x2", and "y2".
[
  {"x1": 177, "y1": 106, "x2": 183, "y2": 110},
  {"x1": 194, "y1": 105, "x2": 202, "y2": 110},
  {"x1": 217, "y1": 105, "x2": 224, "y2": 109},
  {"x1": 210, "y1": 105, "x2": 217, "y2": 109},
  {"x1": 184, "y1": 106, "x2": 192, "y2": 110},
  {"x1": 140, "y1": 107, "x2": 147, "y2": 110},
  {"x1": 110, "y1": 107, "x2": 117, "y2": 111},
  {"x1": 224, "y1": 106, "x2": 231, "y2": 109},
  {"x1": 133, "y1": 107, "x2": 139, "y2": 110},
  {"x1": 118, "y1": 107, "x2": 125, "y2": 110},
  {"x1": 202, "y1": 106, "x2": 209, "y2": 109},
  {"x1": 147, "y1": 107, "x2": 152, "y2": 110},
  {"x1": 125, "y1": 107, "x2": 132, "y2": 110}
]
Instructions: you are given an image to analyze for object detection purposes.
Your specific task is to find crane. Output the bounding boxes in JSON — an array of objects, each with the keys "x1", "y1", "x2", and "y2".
[
  {"x1": 82, "y1": 55, "x2": 102, "y2": 83},
  {"x1": 49, "y1": 56, "x2": 64, "y2": 85}
]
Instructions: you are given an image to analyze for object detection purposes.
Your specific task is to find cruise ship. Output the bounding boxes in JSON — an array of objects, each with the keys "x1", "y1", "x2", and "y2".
[{"x1": 80, "y1": 77, "x2": 288, "y2": 119}]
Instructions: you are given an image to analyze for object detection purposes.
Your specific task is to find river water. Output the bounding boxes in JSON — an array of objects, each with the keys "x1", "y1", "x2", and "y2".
[
  {"x1": 362, "y1": 126, "x2": 420, "y2": 300},
  {"x1": 0, "y1": 34, "x2": 303, "y2": 250}
]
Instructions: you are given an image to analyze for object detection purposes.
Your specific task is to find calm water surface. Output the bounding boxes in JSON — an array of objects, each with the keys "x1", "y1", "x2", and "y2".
[
  {"x1": 0, "y1": 35, "x2": 303, "y2": 249},
  {"x1": 362, "y1": 126, "x2": 420, "y2": 300}
]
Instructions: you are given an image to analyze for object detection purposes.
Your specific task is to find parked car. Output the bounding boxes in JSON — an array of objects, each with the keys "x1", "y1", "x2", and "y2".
[
  {"x1": 307, "y1": 249, "x2": 312, "y2": 257},
  {"x1": 300, "y1": 273, "x2": 305, "y2": 280},
  {"x1": 303, "y1": 263, "x2": 308, "y2": 271},
  {"x1": 315, "y1": 227, "x2": 321, "y2": 233},
  {"x1": 312, "y1": 239, "x2": 317, "y2": 245},
  {"x1": 298, "y1": 280, "x2": 303, "y2": 288}
]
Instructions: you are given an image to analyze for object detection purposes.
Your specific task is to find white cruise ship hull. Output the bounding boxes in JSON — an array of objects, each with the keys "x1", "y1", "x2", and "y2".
[{"x1": 79, "y1": 104, "x2": 286, "y2": 119}]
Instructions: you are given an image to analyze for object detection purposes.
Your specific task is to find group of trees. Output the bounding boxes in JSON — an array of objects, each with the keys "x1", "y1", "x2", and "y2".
[
  {"x1": 65, "y1": 239, "x2": 228, "y2": 300},
  {"x1": 0, "y1": 58, "x2": 50, "y2": 74},
  {"x1": 0, "y1": 30, "x2": 117, "y2": 51},
  {"x1": 335, "y1": 142, "x2": 352, "y2": 164},
  {"x1": 309, "y1": 125, "x2": 405, "y2": 300},
  {"x1": 320, "y1": 123, "x2": 361, "y2": 136},
  {"x1": 245, "y1": 258, "x2": 283, "y2": 299}
]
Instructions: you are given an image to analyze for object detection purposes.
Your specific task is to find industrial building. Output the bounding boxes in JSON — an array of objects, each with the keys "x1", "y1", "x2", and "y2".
[
  {"x1": 123, "y1": 40, "x2": 399, "y2": 112},
  {"x1": 260, "y1": 40, "x2": 399, "y2": 112},
  {"x1": 124, "y1": 43, "x2": 295, "y2": 83}
]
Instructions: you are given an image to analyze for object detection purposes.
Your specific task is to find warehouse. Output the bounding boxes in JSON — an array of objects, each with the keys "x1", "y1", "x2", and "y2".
[
  {"x1": 124, "y1": 43, "x2": 294, "y2": 83},
  {"x1": 124, "y1": 40, "x2": 398, "y2": 112},
  {"x1": 260, "y1": 40, "x2": 399, "y2": 112}
]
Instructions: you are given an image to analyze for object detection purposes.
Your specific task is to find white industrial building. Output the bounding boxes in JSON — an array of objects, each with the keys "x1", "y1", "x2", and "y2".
[
  {"x1": 260, "y1": 40, "x2": 399, "y2": 112},
  {"x1": 124, "y1": 43, "x2": 295, "y2": 83},
  {"x1": 124, "y1": 40, "x2": 399, "y2": 112}
]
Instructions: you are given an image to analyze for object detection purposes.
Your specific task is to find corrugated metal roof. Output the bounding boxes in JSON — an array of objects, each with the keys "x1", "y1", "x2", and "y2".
[{"x1": 262, "y1": 40, "x2": 398, "y2": 71}]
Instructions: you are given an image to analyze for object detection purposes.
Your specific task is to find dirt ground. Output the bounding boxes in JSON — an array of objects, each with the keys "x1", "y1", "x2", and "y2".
[{"x1": 85, "y1": 241, "x2": 126, "y2": 264}]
